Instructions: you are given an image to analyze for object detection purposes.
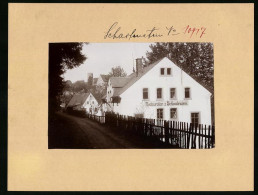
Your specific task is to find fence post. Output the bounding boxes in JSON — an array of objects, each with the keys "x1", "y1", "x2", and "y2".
[
  {"x1": 208, "y1": 125, "x2": 211, "y2": 148},
  {"x1": 204, "y1": 125, "x2": 207, "y2": 148},
  {"x1": 164, "y1": 120, "x2": 169, "y2": 144},
  {"x1": 192, "y1": 124, "x2": 196, "y2": 149},
  {"x1": 212, "y1": 125, "x2": 215, "y2": 148},
  {"x1": 187, "y1": 123, "x2": 191, "y2": 149}
]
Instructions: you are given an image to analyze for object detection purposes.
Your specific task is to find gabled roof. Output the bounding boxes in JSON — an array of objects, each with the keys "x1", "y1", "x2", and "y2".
[
  {"x1": 67, "y1": 93, "x2": 91, "y2": 107},
  {"x1": 110, "y1": 57, "x2": 213, "y2": 97},
  {"x1": 110, "y1": 77, "x2": 132, "y2": 88},
  {"x1": 110, "y1": 58, "x2": 163, "y2": 97},
  {"x1": 100, "y1": 74, "x2": 109, "y2": 82}
]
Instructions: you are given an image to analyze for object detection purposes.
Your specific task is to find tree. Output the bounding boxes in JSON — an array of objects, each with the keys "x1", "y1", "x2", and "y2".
[
  {"x1": 49, "y1": 43, "x2": 87, "y2": 112},
  {"x1": 63, "y1": 80, "x2": 73, "y2": 91},
  {"x1": 108, "y1": 66, "x2": 127, "y2": 77},
  {"x1": 145, "y1": 42, "x2": 214, "y2": 92},
  {"x1": 72, "y1": 80, "x2": 88, "y2": 93}
]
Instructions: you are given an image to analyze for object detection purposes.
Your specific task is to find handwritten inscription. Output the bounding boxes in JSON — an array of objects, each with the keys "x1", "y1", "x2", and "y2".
[
  {"x1": 183, "y1": 25, "x2": 206, "y2": 38},
  {"x1": 104, "y1": 22, "x2": 163, "y2": 40},
  {"x1": 104, "y1": 22, "x2": 206, "y2": 40}
]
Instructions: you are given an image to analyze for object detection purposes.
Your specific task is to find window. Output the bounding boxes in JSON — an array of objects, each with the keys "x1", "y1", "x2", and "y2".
[
  {"x1": 92, "y1": 101, "x2": 94, "y2": 104},
  {"x1": 160, "y1": 68, "x2": 172, "y2": 76},
  {"x1": 170, "y1": 108, "x2": 177, "y2": 119},
  {"x1": 160, "y1": 68, "x2": 165, "y2": 75},
  {"x1": 185, "y1": 88, "x2": 190, "y2": 99},
  {"x1": 191, "y1": 113, "x2": 199, "y2": 127},
  {"x1": 157, "y1": 108, "x2": 163, "y2": 119},
  {"x1": 143, "y1": 88, "x2": 148, "y2": 99},
  {"x1": 87, "y1": 101, "x2": 89, "y2": 104},
  {"x1": 157, "y1": 88, "x2": 162, "y2": 99},
  {"x1": 167, "y1": 68, "x2": 171, "y2": 75},
  {"x1": 170, "y1": 88, "x2": 176, "y2": 99}
]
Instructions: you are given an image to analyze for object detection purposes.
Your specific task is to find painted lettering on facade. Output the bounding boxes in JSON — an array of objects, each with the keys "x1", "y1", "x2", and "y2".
[{"x1": 145, "y1": 100, "x2": 188, "y2": 106}]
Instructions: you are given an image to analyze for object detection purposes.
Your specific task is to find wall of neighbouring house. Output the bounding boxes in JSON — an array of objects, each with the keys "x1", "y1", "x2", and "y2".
[{"x1": 82, "y1": 94, "x2": 99, "y2": 114}]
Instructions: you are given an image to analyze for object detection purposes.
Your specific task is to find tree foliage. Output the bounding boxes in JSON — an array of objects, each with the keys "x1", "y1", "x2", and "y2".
[
  {"x1": 72, "y1": 80, "x2": 89, "y2": 93},
  {"x1": 108, "y1": 66, "x2": 127, "y2": 77},
  {"x1": 145, "y1": 42, "x2": 214, "y2": 92},
  {"x1": 49, "y1": 43, "x2": 87, "y2": 112}
]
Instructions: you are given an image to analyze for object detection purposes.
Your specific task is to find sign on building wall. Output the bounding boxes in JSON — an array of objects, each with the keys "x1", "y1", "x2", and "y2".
[{"x1": 145, "y1": 100, "x2": 188, "y2": 106}]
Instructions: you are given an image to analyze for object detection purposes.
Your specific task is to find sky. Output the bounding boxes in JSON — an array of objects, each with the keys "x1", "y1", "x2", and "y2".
[{"x1": 63, "y1": 42, "x2": 153, "y2": 82}]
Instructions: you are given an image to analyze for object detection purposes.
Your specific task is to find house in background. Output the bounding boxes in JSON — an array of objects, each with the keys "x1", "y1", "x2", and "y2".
[
  {"x1": 96, "y1": 74, "x2": 109, "y2": 87},
  {"x1": 105, "y1": 57, "x2": 212, "y2": 126},
  {"x1": 67, "y1": 92, "x2": 99, "y2": 114},
  {"x1": 93, "y1": 78, "x2": 98, "y2": 86}
]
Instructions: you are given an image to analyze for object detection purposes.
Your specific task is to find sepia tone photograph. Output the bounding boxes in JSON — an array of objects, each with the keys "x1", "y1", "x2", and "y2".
[
  {"x1": 6, "y1": 3, "x2": 253, "y2": 191},
  {"x1": 48, "y1": 42, "x2": 215, "y2": 149}
]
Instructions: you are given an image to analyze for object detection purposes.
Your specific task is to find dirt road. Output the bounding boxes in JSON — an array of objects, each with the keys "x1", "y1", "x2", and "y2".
[{"x1": 48, "y1": 112, "x2": 172, "y2": 149}]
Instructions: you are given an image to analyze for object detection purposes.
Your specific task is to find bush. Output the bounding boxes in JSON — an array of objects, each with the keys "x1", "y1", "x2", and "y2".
[{"x1": 66, "y1": 107, "x2": 86, "y2": 117}]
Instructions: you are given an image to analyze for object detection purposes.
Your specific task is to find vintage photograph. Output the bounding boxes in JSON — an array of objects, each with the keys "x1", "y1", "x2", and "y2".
[{"x1": 48, "y1": 42, "x2": 215, "y2": 149}]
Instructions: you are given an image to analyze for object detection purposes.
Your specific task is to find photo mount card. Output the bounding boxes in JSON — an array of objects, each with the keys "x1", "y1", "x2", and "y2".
[{"x1": 8, "y1": 3, "x2": 254, "y2": 191}]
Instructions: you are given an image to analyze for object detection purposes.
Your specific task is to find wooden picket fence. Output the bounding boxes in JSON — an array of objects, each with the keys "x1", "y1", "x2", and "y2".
[
  {"x1": 86, "y1": 113, "x2": 105, "y2": 124},
  {"x1": 86, "y1": 112, "x2": 215, "y2": 149}
]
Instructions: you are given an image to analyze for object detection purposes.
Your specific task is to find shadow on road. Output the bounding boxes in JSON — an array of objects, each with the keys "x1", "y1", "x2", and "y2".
[{"x1": 48, "y1": 112, "x2": 177, "y2": 149}]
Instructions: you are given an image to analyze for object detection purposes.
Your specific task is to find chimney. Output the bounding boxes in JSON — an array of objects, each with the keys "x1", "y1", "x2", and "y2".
[{"x1": 136, "y1": 58, "x2": 143, "y2": 77}]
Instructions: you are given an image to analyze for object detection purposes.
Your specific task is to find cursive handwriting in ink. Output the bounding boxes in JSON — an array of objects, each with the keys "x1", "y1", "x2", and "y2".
[
  {"x1": 104, "y1": 22, "x2": 207, "y2": 40},
  {"x1": 183, "y1": 25, "x2": 206, "y2": 38},
  {"x1": 166, "y1": 26, "x2": 180, "y2": 36},
  {"x1": 104, "y1": 22, "x2": 163, "y2": 40}
]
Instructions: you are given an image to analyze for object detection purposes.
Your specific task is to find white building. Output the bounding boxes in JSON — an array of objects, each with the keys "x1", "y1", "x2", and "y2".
[
  {"x1": 104, "y1": 57, "x2": 212, "y2": 126},
  {"x1": 67, "y1": 92, "x2": 99, "y2": 114}
]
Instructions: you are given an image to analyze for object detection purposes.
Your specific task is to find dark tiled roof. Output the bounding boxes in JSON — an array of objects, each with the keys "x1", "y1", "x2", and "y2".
[
  {"x1": 112, "y1": 88, "x2": 121, "y2": 97},
  {"x1": 110, "y1": 77, "x2": 132, "y2": 88},
  {"x1": 100, "y1": 74, "x2": 109, "y2": 82},
  {"x1": 67, "y1": 93, "x2": 90, "y2": 107}
]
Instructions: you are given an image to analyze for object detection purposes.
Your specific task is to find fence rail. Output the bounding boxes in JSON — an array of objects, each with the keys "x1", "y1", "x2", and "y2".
[
  {"x1": 86, "y1": 113, "x2": 105, "y2": 124},
  {"x1": 85, "y1": 112, "x2": 215, "y2": 149}
]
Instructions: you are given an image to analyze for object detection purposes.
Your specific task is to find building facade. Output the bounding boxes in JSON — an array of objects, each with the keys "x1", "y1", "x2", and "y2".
[
  {"x1": 105, "y1": 57, "x2": 212, "y2": 126},
  {"x1": 67, "y1": 92, "x2": 99, "y2": 114}
]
